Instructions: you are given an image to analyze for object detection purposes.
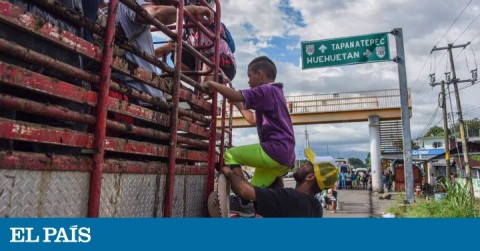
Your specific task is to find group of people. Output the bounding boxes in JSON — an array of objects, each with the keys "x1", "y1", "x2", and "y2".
[
  {"x1": 316, "y1": 187, "x2": 338, "y2": 214},
  {"x1": 338, "y1": 170, "x2": 371, "y2": 190}
]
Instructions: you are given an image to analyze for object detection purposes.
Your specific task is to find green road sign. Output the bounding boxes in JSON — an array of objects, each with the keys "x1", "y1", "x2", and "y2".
[{"x1": 301, "y1": 32, "x2": 390, "y2": 69}]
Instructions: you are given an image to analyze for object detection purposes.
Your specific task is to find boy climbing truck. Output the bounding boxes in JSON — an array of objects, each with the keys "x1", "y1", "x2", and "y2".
[
  {"x1": 0, "y1": 0, "x2": 234, "y2": 217},
  {"x1": 201, "y1": 56, "x2": 296, "y2": 217}
]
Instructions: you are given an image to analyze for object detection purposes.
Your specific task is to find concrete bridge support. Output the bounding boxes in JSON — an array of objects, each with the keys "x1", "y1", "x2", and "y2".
[{"x1": 369, "y1": 115, "x2": 383, "y2": 192}]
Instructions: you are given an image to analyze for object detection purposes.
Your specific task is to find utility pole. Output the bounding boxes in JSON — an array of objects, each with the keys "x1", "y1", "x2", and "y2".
[
  {"x1": 304, "y1": 125, "x2": 309, "y2": 149},
  {"x1": 440, "y1": 81, "x2": 451, "y2": 177},
  {"x1": 430, "y1": 80, "x2": 451, "y2": 177},
  {"x1": 431, "y1": 42, "x2": 474, "y2": 192}
]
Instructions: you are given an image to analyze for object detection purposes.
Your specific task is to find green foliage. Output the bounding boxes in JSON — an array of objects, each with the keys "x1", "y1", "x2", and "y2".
[
  {"x1": 387, "y1": 179, "x2": 480, "y2": 218},
  {"x1": 348, "y1": 157, "x2": 364, "y2": 167},
  {"x1": 424, "y1": 125, "x2": 444, "y2": 137},
  {"x1": 365, "y1": 152, "x2": 370, "y2": 166},
  {"x1": 453, "y1": 118, "x2": 480, "y2": 137},
  {"x1": 386, "y1": 193, "x2": 407, "y2": 217},
  {"x1": 425, "y1": 118, "x2": 480, "y2": 138}
]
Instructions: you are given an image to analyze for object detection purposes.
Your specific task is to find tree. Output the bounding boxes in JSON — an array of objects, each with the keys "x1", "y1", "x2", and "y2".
[
  {"x1": 348, "y1": 157, "x2": 364, "y2": 167},
  {"x1": 457, "y1": 118, "x2": 480, "y2": 137},
  {"x1": 365, "y1": 152, "x2": 371, "y2": 166},
  {"x1": 424, "y1": 118, "x2": 480, "y2": 138},
  {"x1": 424, "y1": 125, "x2": 444, "y2": 137}
]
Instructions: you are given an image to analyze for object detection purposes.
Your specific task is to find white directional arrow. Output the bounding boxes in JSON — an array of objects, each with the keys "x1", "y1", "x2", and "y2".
[
  {"x1": 363, "y1": 49, "x2": 372, "y2": 58},
  {"x1": 319, "y1": 44, "x2": 327, "y2": 53}
]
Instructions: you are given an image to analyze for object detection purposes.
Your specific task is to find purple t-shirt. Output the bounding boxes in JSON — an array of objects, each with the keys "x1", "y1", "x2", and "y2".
[{"x1": 241, "y1": 83, "x2": 295, "y2": 167}]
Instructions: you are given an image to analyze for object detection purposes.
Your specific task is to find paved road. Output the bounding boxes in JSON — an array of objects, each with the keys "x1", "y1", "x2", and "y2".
[
  {"x1": 323, "y1": 189, "x2": 371, "y2": 218},
  {"x1": 284, "y1": 178, "x2": 396, "y2": 218}
]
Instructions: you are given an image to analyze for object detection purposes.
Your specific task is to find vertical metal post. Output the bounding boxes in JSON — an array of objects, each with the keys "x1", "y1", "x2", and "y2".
[
  {"x1": 393, "y1": 28, "x2": 414, "y2": 203},
  {"x1": 219, "y1": 97, "x2": 227, "y2": 176},
  {"x1": 88, "y1": 0, "x2": 119, "y2": 217},
  {"x1": 164, "y1": 0, "x2": 184, "y2": 218},
  {"x1": 228, "y1": 101, "x2": 233, "y2": 148},
  {"x1": 369, "y1": 115, "x2": 382, "y2": 192},
  {"x1": 207, "y1": 0, "x2": 222, "y2": 196},
  {"x1": 440, "y1": 81, "x2": 451, "y2": 178}
]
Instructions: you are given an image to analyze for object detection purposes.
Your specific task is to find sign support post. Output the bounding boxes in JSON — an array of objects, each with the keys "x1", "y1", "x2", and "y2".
[{"x1": 392, "y1": 28, "x2": 414, "y2": 204}]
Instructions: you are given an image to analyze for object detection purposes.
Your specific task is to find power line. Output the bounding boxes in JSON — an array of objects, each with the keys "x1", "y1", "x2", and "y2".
[
  {"x1": 463, "y1": 107, "x2": 480, "y2": 116},
  {"x1": 435, "y1": 0, "x2": 473, "y2": 47},
  {"x1": 469, "y1": 29, "x2": 480, "y2": 43},
  {"x1": 418, "y1": 106, "x2": 440, "y2": 138},
  {"x1": 453, "y1": 12, "x2": 480, "y2": 44},
  {"x1": 410, "y1": 54, "x2": 432, "y2": 93},
  {"x1": 463, "y1": 104, "x2": 480, "y2": 113},
  {"x1": 414, "y1": 1, "x2": 475, "y2": 110}
]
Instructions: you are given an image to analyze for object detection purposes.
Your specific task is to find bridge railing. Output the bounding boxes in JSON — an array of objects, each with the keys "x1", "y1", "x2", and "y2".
[{"x1": 225, "y1": 88, "x2": 410, "y2": 118}]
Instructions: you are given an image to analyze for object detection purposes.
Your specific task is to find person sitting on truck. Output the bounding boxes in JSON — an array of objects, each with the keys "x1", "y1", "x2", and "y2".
[
  {"x1": 201, "y1": 56, "x2": 295, "y2": 216},
  {"x1": 115, "y1": 0, "x2": 213, "y2": 107},
  {"x1": 174, "y1": 0, "x2": 236, "y2": 84},
  {"x1": 221, "y1": 160, "x2": 335, "y2": 217}
]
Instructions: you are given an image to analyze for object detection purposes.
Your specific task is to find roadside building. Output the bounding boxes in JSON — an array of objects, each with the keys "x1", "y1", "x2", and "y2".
[{"x1": 427, "y1": 142, "x2": 480, "y2": 181}]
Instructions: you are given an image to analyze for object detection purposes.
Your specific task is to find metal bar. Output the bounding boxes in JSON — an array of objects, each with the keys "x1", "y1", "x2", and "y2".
[
  {"x1": 207, "y1": 0, "x2": 222, "y2": 198},
  {"x1": 88, "y1": 0, "x2": 119, "y2": 217},
  {"x1": 0, "y1": 151, "x2": 208, "y2": 175},
  {"x1": 110, "y1": 81, "x2": 211, "y2": 124},
  {"x1": 164, "y1": 0, "x2": 184, "y2": 218},
  {"x1": 0, "y1": 38, "x2": 211, "y2": 124},
  {"x1": 0, "y1": 61, "x2": 210, "y2": 138},
  {"x1": 0, "y1": 37, "x2": 97, "y2": 83},
  {"x1": 0, "y1": 118, "x2": 94, "y2": 148},
  {"x1": 219, "y1": 97, "x2": 227, "y2": 171},
  {"x1": 0, "y1": 94, "x2": 208, "y2": 148},
  {"x1": 0, "y1": 61, "x2": 97, "y2": 105},
  {"x1": 229, "y1": 101, "x2": 233, "y2": 148},
  {"x1": 0, "y1": 118, "x2": 208, "y2": 160},
  {"x1": 431, "y1": 42, "x2": 470, "y2": 52}
]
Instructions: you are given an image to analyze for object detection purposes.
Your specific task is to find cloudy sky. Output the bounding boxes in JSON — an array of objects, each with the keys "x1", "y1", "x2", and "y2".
[{"x1": 208, "y1": 0, "x2": 480, "y2": 162}]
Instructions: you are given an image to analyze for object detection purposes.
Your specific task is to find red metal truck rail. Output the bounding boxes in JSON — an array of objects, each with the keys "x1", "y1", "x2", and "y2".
[{"x1": 0, "y1": 0, "x2": 233, "y2": 217}]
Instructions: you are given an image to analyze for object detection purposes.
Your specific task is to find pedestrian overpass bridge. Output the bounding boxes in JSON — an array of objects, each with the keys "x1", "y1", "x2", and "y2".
[{"x1": 218, "y1": 89, "x2": 411, "y2": 127}]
